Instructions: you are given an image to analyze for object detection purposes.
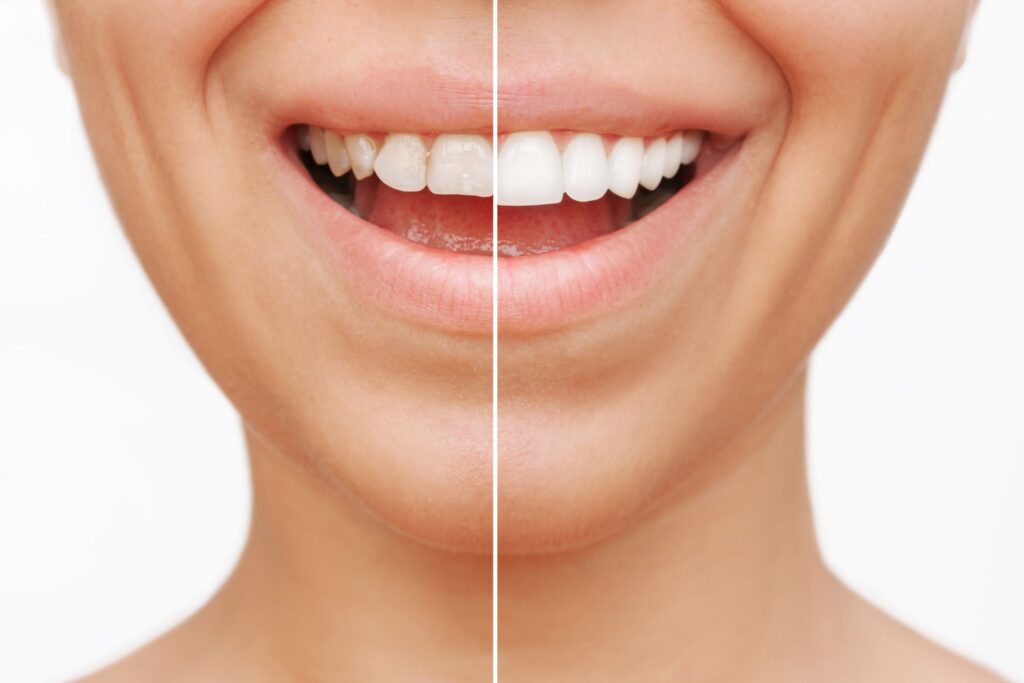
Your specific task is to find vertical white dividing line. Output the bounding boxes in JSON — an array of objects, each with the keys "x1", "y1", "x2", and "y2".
[{"x1": 491, "y1": 0, "x2": 499, "y2": 680}]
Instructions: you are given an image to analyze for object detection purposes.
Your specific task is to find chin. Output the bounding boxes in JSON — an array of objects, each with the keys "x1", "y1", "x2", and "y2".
[{"x1": 247, "y1": 381, "x2": 495, "y2": 553}]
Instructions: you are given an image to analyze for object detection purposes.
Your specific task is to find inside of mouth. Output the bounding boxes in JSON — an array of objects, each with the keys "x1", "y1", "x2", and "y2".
[{"x1": 298, "y1": 130, "x2": 698, "y2": 257}]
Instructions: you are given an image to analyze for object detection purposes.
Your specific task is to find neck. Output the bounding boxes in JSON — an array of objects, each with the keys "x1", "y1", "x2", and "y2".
[
  {"x1": 204, "y1": 431, "x2": 492, "y2": 681},
  {"x1": 499, "y1": 371, "x2": 848, "y2": 681}
]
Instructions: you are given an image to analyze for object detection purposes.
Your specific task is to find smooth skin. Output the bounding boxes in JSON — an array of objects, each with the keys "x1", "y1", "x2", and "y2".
[
  {"x1": 52, "y1": 1, "x2": 493, "y2": 681},
  {"x1": 498, "y1": 0, "x2": 1001, "y2": 681},
  {"x1": 48, "y1": 0, "x2": 1002, "y2": 681}
]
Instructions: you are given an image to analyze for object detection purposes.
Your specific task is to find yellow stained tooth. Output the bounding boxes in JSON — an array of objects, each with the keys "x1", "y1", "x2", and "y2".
[
  {"x1": 427, "y1": 134, "x2": 493, "y2": 197},
  {"x1": 373, "y1": 133, "x2": 428, "y2": 192},
  {"x1": 309, "y1": 126, "x2": 328, "y2": 166},
  {"x1": 345, "y1": 134, "x2": 379, "y2": 180},
  {"x1": 324, "y1": 131, "x2": 351, "y2": 177}
]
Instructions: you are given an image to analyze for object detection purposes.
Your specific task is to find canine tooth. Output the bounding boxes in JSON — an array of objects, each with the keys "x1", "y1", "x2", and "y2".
[
  {"x1": 562, "y1": 133, "x2": 610, "y2": 202},
  {"x1": 663, "y1": 132, "x2": 683, "y2": 178},
  {"x1": 345, "y1": 134, "x2": 379, "y2": 180},
  {"x1": 427, "y1": 134, "x2": 493, "y2": 197},
  {"x1": 639, "y1": 138, "x2": 667, "y2": 191},
  {"x1": 324, "y1": 131, "x2": 351, "y2": 177},
  {"x1": 497, "y1": 131, "x2": 564, "y2": 206},
  {"x1": 297, "y1": 126, "x2": 311, "y2": 152},
  {"x1": 373, "y1": 133, "x2": 428, "y2": 192},
  {"x1": 680, "y1": 130, "x2": 703, "y2": 165},
  {"x1": 607, "y1": 137, "x2": 644, "y2": 199},
  {"x1": 309, "y1": 126, "x2": 328, "y2": 166}
]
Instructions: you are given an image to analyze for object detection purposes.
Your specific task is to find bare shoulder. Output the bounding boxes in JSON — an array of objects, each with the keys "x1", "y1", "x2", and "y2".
[
  {"x1": 74, "y1": 624, "x2": 210, "y2": 683},
  {"x1": 72, "y1": 603, "x2": 250, "y2": 683},
  {"x1": 840, "y1": 585, "x2": 1007, "y2": 683}
]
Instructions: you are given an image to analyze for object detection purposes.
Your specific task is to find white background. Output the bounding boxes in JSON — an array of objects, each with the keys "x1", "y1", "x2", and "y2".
[{"x1": 1, "y1": 1, "x2": 1022, "y2": 681}]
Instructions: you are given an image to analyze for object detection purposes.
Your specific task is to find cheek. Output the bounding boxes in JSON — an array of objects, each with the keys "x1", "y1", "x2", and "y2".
[
  {"x1": 722, "y1": 0, "x2": 969, "y2": 92},
  {"x1": 56, "y1": 0, "x2": 268, "y2": 86}
]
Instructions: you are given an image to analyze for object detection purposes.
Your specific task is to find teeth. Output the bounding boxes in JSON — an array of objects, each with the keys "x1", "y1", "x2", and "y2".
[
  {"x1": 562, "y1": 133, "x2": 610, "y2": 203},
  {"x1": 373, "y1": 133, "x2": 428, "y2": 192},
  {"x1": 345, "y1": 133, "x2": 380, "y2": 180},
  {"x1": 497, "y1": 131, "x2": 564, "y2": 206},
  {"x1": 663, "y1": 132, "x2": 684, "y2": 179},
  {"x1": 427, "y1": 134, "x2": 493, "y2": 197},
  {"x1": 297, "y1": 126, "x2": 311, "y2": 152},
  {"x1": 639, "y1": 137, "x2": 667, "y2": 191},
  {"x1": 607, "y1": 137, "x2": 644, "y2": 199},
  {"x1": 309, "y1": 126, "x2": 328, "y2": 166},
  {"x1": 679, "y1": 130, "x2": 703, "y2": 165},
  {"x1": 300, "y1": 124, "x2": 703, "y2": 204},
  {"x1": 324, "y1": 131, "x2": 351, "y2": 177}
]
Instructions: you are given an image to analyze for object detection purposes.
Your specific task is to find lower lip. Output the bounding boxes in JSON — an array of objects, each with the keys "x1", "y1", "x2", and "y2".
[{"x1": 275, "y1": 140, "x2": 742, "y2": 336}]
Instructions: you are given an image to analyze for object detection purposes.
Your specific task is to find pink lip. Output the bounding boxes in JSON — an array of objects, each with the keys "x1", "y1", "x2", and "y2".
[
  {"x1": 498, "y1": 78, "x2": 757, "y2": 139},
  {"x1": 275, "y1": 147, "x2": 494, "y2": 332},
  {"x1": 497, "y1": 144, "x2": 743, "y2": 334},
  {"x1": 265, "y1": 72, "x2": 758, "y2": 336},
  {"x1": 272, "y1": 139, "x2": 743, "y2": 336}
]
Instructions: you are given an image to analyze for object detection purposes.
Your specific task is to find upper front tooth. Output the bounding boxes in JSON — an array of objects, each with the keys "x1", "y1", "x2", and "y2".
[
  {"x1": 324, "y1": 131, "x2": 351, "y2": 177},
  {"x1": 680, "y1": 130, "x2": 703, "y2": 165},
  {"x1": 639, "y1": 138, "x2": 667, "y2": 191},
  {"x1": 345, "y1": 134, "x2": 380, "y2": 180},
  {"x1": 427, "y1": 134, "x2": 493, "y2": 197},
  {"x1": 309, "y1": 126, "x2": 328, "y2": 166},
  {"x1": 562, "y1": 133, "x2": 610, "y2": 203},
  {"x1": 663, "y1": 132, "x2": 683, "y2": 179},
  {"x1": 497, "y1": 131, "x2": 564, "y2": 206},
  {"x1": 607, "y1": 137, "x2": 644, "y2": 199},
  {"x1": 373, "y1": 133, "x2": 428, "y2": 192}
]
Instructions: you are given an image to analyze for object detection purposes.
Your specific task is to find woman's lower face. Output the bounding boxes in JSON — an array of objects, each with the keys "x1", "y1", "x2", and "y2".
[{"x1": 52, "y1": 0, "x2": 969, "y2": 556}]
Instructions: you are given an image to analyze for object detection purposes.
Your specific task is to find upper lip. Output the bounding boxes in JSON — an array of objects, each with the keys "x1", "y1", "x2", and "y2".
[
  {"x1": 262, "y1": 67, "x2": 493, "y2": 139},
  {"x1": 263, "y1": 68, "x2": 766, "y2": 337},
  {"x1": 497, "y1": 71, "x2": 768, "y2": 139}
]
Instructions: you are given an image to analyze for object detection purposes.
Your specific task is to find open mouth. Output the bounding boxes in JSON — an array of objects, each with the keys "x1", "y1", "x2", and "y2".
[{"x1": 297, "y1": 124, "x2": 718, "y2": 257}]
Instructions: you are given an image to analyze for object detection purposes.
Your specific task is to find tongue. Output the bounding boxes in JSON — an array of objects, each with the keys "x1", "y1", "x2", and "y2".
[
  {"x1": 496, "y1": 199, "x2": 629, "y2": 256},
  {"x1": 359, "y1": 178, "x2": 629, "y2": 256},
  {"x1": 359, "y1": 180, "x2": 493, "y2": 254}
]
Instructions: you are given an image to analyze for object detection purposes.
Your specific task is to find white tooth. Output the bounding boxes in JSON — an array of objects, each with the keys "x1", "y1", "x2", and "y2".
[
  {"x1": 373, "y1": 133, "x2": 428, "y2": 192},
  {"x1": 639, "y1": 138, "x2": 667, "y2": 191},
  {"x1": 309, "y1": 126, "x2": 328, "y2": 166},
  {"x1": 297, "y1": 126, "x2": 311, "y2": 152},
  {"x1": 680, "y1": 130, "x2": 704, "y2": 165},
  {"x1": 427, "y1": 134, "x2": 493, "y2": 197},
  {"x1": 607, "y1": 137, "x2": 644, "y2": 199},
  {"x1": 497, "y1": 131, "x2": 564, "y2": 206},
  {"x1": 663, "y1": 132, "x2": 683, "y2": 179},
  {"x1": 324, "y1": 131, "x2": 351, "y2": 177},
  {"x1": 344, "y1": 134, "x2": 380, "y2": 180},
  {"x1": 562, "y1": 133, "x2": 610, "y2": 202}
]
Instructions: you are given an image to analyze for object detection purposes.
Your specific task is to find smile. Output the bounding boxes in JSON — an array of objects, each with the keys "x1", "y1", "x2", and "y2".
[
  {"x1": 268, "y1": 72, "x2": 762, "y2": 335},
  {"x1": 299, "y1": 124, "x2": 709, "y2": 257}
]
